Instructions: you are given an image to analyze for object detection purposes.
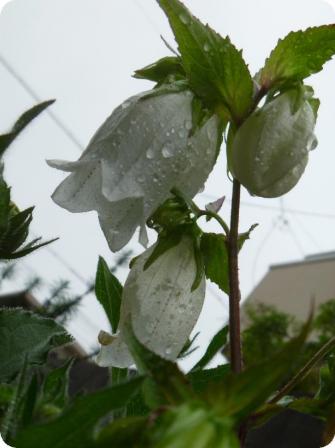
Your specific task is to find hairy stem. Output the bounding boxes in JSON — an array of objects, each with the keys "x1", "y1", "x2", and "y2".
[{"x1": 228, "y1": 179, "x2": 243, "y2": 374}]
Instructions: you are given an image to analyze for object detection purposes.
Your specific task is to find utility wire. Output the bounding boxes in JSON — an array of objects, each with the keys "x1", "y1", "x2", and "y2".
[{"x1": 0, "y1": 53, "x2": 84, "y2": 152}]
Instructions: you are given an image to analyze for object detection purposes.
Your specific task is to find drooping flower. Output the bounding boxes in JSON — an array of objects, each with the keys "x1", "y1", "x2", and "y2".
[
  {"x1": 97, "y1": 235, "x2": 205, "y2": 368},
  {"x1": 232, "y1": 87, "x2": 317, "y2": 198},
  {"x1": 47, "y1": 89, "x2": 221, "y2": 251}
]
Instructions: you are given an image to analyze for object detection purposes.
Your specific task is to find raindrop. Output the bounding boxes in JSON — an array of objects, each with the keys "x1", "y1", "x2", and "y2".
[
  {"x1": 179, "y1": 13, "x2": 189, "y2": 24},
  {"x1": 185, "y1": 120, "x2": 192, "y2": 131},
  {"x1": 146, "y1": 147, "x2": 155, "y2": 159},
  {"x1": 162, "y1": 143, "x2": 175, "y2": 158},
  {"x1": 121, "y1": 101, "x2": 131, "y2": 109},
  {"x1": 165, "y1": 347, "x2": 172, "y2": 355},
  {"x1": 137, "y1": 174, "x2": 145, "y2": 183},
  {"x1": 203, "y1": 43, "x2": 210, "y2": 52},
  {"x1": 178, "y1": 128, "x2": 186, "y2": 138}
]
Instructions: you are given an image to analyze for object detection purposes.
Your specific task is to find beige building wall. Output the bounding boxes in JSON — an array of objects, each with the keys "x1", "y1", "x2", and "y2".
[{"x1": 241, "y1": 252, "x2": 335, "y2": 328}]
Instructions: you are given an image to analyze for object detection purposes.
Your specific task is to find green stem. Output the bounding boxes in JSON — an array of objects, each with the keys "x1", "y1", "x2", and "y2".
[
  {"x1": 197, "y1": 210, "x2": 230, "y2": 237},
  {"x1": 228, "y1": 179, "x2": 243, "y2": 374},
  {"x1": 269, "y1": 335, "x2": 335, "y2": 404}
]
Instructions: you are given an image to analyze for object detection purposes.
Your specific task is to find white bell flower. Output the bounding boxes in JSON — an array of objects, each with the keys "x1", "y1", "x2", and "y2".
[
  {"x1": 96, "y1": 235, "x2": 205, "y2": 368},
  {"x1": 47, "y1": 89, "x2": 220, "y2": 251}
]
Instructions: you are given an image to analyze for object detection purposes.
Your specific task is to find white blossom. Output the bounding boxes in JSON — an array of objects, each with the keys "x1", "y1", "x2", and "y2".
[
  {"x1": 96, "y1": 235, "x2": 205, "y2": 368},
  {"x1": 48, "y1": 90, "x2": 220, "y2": 251}
]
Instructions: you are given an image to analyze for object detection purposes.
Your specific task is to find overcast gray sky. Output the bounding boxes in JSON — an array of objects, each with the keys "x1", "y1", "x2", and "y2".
[{"x1": 1, "y1": 0, "x2": 335, "y2": 373}]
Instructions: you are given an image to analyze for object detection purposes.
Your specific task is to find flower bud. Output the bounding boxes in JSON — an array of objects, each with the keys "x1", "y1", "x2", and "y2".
[
  {"x1": 232, "y1": 88, "x2": 317, "y2": 198},
  {"x1": 47, "y1": 89, "x2": 221, "y2": 251},
  {"x1": 96, "y1": 235, "x2": 205, "y2": 368}
]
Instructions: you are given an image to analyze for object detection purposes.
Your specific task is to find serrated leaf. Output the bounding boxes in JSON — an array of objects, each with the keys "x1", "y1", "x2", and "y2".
[
  {"x1": 16, "y1": 377, "x2": 144, "y2": 448},
  {"x1": 191, "y1": 326, "x2": 228, "y2": 371},
  {"x1": 0, "y1": 100, "x2": 55, "y2": 157},
  {"x1": 260, "y1": 25, "x2": 335, "y2": 90},
  {"x1": 124, "y1": 323, "x2": 194, "y2": 405},
  {"x1": 157, "y1": 0, "x2": 253, "y2": 121},
  {"x1": 200, "y1": 233, "x2": 229, "y2": 294},
  {"x1": 134, "y1": 56, "x2": 185, "y2": 83},
  {"x1": 0, "y1": 309, "x2": 72, "y2": 381},
  {"x1": 95, "y1": 256, "x2": 122, "y2": 333}
]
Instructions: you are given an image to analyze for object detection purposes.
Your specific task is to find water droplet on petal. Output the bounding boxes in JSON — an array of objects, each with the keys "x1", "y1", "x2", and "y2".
[
  {"x1": 185, "y1": 120, "x2": 192, "y2": 131},
  {"x1": 179, "y1": 13, "x2": 189, "y2": 24},
  {"x1": 146, "y1": 147, "x2": 155, "y2": 159},
  {"x1": 162, "y1": 143, "x2": 175, "y2": 158}
]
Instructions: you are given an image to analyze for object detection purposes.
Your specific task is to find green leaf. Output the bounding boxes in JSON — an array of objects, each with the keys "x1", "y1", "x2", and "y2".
[
  {"x1": 0, "y1": 309, "x2": 72, "y2": 381},
  {"x1": 148, "y1": 402, "x2": 239, "y2": 448},
  {"x1": 94, "y1": 416, "x2": 147, "y2": 447},
  {"x1": 1, "y1": 358, "x2": 29, "y2": 444},
  {"x1": 5, "y1": 237, "x2": 58, "y2": 260},
  {"x1": 0, "y1": 177, "x2": 10, "y2": 234},
  {"x1": 238, "y1": 223, "x2": 258, "y2": 251},
  {"x1": 191, "y1": 327, "x2": 228, "y2": 371},
  {"x1": 134, "y1": 56, "x2": 185, "y2": 83},
  {"x1": 260, "y1": 25, "x2": 335, "y2": 90},
  {"x1": 16, "y1": 377, "x2": 144, "y2": 448},
  {"x1": 200, "y1": 233, "x2": 229, "y2": 294},
  {"x1": 124, "y1": 323, "x2": 194, "y2": 405},
  {"x1": 95, "y1": 256, "x2": 122, "y2": 333},
  {"x1": 188, "y1": 365, "x2": 231, "y2": 394},
  {"x1": 205, "y1": 319, "x2": 311, "y2": 421},
  {"x1": 42, "y1": 359, "x2": 74, "y2": 409},
  {"x1": 0, "y1": 100, "x2": 55, "y2": 157},
  {"x1": 157, "y1": 0, "x2": 253, "y2": 121}
]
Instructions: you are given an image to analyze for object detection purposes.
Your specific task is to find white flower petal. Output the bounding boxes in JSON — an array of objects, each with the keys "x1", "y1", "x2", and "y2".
[
  {"x1": 51, "y1": 161, "x2": 102, "y2": 212},
  {"x1": 96, "y1": 331, "x2": 133, "y2": 368},
  {"x1": 97, "y1": 235, "x2": 206, "y2": 368},
  {"x1": 48, "y1": 89, "x2": 221, "y2": 251},
  {"x1": 98, "y1": 197, "x2": 143, "y2": 252}
]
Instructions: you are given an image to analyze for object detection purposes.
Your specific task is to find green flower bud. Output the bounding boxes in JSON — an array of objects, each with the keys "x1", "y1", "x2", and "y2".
[{"x1": 232, "y1": 88, "x2": 317, "y2": 198}]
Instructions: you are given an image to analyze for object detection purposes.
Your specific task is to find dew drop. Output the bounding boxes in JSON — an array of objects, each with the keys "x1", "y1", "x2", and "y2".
[
  {"x1": 137, "y1": 174, "x2": 145, "y2": 183},
  {"x1": 162, "y1": 143, "x2": 175, "y2": 158},
  {"x1": 165, "y1": 347, "x2": 172, "y2": 355},
  {"x1": 203, "y1": 43, "x2": 210, "y2": 52},
  {"x1": 146, "y1": 147, "x2": 155, "y2": 159},
  {"x1": 185, "y1": 120, "x2": 192, "y2": 131},
  {"x1": 121, "y1": 101, "x2": 131, "y2": 109},
  {"x1": 178, "y1": 128, "x2": 186, "y2": 138},
  {"x1": 179, "y1": 13, "x2": 189, "y2": 24}
]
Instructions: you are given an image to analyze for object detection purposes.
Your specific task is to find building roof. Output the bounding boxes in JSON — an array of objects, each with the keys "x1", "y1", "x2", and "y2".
[{"x1": 241, "y1": 252, "x2": 335, "y2": 327}]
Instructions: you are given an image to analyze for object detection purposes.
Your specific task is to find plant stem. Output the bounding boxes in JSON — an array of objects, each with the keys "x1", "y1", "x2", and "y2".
[
  {"x1": 228, "y1": 179, "x2": 243, "y2": 374},
  {"x1": 269, "y1": 335, "x2": 335, "y2": 404}
]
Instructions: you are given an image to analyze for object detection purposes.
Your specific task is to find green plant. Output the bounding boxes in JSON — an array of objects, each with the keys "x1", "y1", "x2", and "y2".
[{"x1": 2, "y1": 1, "x2": 335, "y2": 447}]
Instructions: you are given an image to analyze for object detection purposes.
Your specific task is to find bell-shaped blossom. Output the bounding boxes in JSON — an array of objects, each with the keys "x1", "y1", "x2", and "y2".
[
  {"x1": 47, "y1": 89, "x2": 220, "y2": 251},
  {"x1": 97, "y1": 235, "x2": 205, "y2": 368},
  {"x1": 232, "y1": 88, "x2": 317, "y2": 198}
]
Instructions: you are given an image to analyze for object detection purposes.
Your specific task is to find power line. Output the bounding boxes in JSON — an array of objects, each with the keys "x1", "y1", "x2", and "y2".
[{"x1": 0, "y1": 53, "x2": 84, "y2": 152}]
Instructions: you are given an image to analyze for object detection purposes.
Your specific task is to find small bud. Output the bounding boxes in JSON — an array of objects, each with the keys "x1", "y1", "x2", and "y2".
[{"x1": 232, "y1": 87, "x2": 317, "y2": 198}]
